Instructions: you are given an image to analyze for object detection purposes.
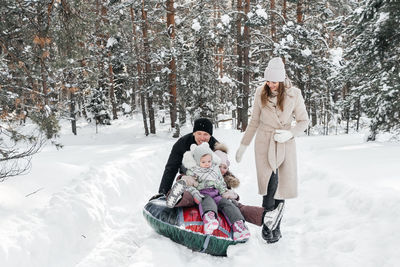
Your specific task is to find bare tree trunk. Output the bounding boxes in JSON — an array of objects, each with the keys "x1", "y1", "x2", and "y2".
[
  {"x1": 141, "y1": 93, "x2": 149, "y2": 136},
  {"x1": 270, "y1": 0, "x2": 276, "y2": 42},
  {"x1": 40, "y1": 58, "x2": 48, "y2": 106},
  {"x1": 142, "y1": 2, "x2": 155, "y2": 134},
  {"x1": 325, "y1": 87, "x2": 331, "y2": 135},
  {"x1": 166, "y1": 0, "x2": 177, "y2": 131},
  {"x1": 213, "y1": 2, "x2": 218, "y2": 76},
  {"x1": 241, "y1": 0, "x2": 250, "y2": 131},
  {"x1": 328, "y1": 31, "x2": 335, "y2": 48},
  {"x1": 70, "y1": 89, "x2": 77, "y2": 135},
  {"x1": 198, "y1": 36, "x2": 206, "y2": 117},
  {"x1": 312, "y1": 101, "x2": 317, "y2": 127},
  {"x1": 218, "y1": 46, "x2": 224, "y2": 78},
  {"x1": 95, "y1": 0, "x2": 106, "y2": 94},
  {"x1": 63, "y1": 67, "x2": 77, "y2": 135},
  {"x1": 131, "y1": 6, "x2": 148, "y2": 135},
  {"x1": 342, "y1": 83, "x2": 349, "y2": 134},
  {"x1": 35, "y1": 5, "x2": 49, "y2": 107},
  {"x1": 282, "y1": 0, "x2": 287, "y2": 20},
  {"x1": 129, "y1": 6, "x2": 138, "y2": 112},
  {"x1": 108, "y1": 51, "x2": 118, "y2": 120},
  {"x1": 356, "y1": 97, "x2": 361, "y2": 131},
  {"x1": 297, "y1": 0, "x2": 303, "y2": 24},
  {"x1": 323, "y1": 98, "x2": 328, "y2": 135},
  {"x1": 306, "y1": 65, "x2": 317, "y2": 128},
  {"x1": 178, "y1": 97, "x2": 186, "y2": 133},
  {"x1": 236, "y1": 0, "x2": 243, "y2": 130},
  {"x1": 214, "y1": 4, "x2": 224, "y2": 79},
  {"x1": 146, "y1": 93, "x2": 155, "y2": 133},
  {"x1": 214, "y1": 4, "x2": 224, "y2": 78}
]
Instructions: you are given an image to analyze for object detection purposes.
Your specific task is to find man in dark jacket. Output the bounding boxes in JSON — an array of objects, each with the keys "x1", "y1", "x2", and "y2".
[{"x1": 158, "y1": 118, "x2": 218, "y2": 195}]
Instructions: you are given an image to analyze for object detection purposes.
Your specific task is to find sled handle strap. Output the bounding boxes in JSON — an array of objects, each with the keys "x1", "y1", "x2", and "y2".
[{"x1": 200, "y1": 235, "x2": 211, "y2": 253}]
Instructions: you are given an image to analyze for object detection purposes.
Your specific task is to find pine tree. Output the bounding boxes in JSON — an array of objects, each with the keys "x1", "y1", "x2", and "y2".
[
  {"x1": 343, "y1": 0, "x2": 400, "y2": 140},
  {"x1": 0, "y1": 0, "x2": 62, "y2": 180},
  {"x1": 86, "y1": 87, "x2": 111, "y2": 125},
  {"x1": 172, "y1": 0, "x2": 230, "y2": 122}
]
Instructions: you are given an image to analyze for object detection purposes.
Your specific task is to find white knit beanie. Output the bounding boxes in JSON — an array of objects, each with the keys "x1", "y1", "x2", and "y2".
[
  {"x1": 264, "y1": 57, "x2": 286, "y2": 82},
  {"x1": 191, "y1": 143, "x2": 213, "y2": 165},
  {"x1": 214, "y1": 150, "x2": 230, "y2": 167}
]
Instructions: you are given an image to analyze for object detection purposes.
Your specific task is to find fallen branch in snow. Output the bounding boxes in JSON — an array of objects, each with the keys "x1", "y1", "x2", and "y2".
[
  {"x1": 25, "y1": 187, "x2": 44, "y2": 197},
  {"x1": 132, "y1": 239, "x2": 140, "y2": 248},
  {"x1": 217, "y1": 118, "x2": 233, "y2": 123}
]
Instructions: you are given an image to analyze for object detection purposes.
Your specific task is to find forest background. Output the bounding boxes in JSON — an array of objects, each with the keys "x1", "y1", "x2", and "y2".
[{"x1": 1, "y1": 0, "x2": 399, "y2": 179}]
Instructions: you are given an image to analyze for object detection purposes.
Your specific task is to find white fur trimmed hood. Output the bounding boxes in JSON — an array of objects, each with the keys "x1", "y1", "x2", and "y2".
[{"x1": 182, "y1": 143, "x2": 221, "y2": 169}]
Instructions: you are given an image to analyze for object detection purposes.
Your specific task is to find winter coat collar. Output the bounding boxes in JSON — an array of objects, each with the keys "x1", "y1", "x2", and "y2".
[{"x1": 285, "y1": 86, "x2": 295, "y2": 97}]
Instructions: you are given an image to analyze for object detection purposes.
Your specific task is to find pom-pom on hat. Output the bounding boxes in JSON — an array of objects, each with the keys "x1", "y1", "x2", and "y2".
[
  {"x1": 214, "y1": 150, "x2": 230, "y2": 167},
  {"x1": 264, "y1": 57, "x2": 286, "y2": 82},
  {"x1": 191, "y1": 143, "x2": 214, "y2": 165},
  {"x1": 193, "y1": 118, "x2": 213, "y2": 136}
]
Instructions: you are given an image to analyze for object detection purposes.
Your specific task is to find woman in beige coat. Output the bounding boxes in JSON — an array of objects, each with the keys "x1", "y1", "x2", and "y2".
[{"x1": 235, "y1": 57, "x2": 309, "y2": 243}]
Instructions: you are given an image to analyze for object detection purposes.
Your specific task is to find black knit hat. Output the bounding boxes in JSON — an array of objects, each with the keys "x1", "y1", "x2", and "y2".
[{"x1": 193, "y1": 118, "x2": 213, "y2": 136}]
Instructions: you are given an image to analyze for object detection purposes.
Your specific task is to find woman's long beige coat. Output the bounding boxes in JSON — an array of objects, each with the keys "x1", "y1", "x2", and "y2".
[{"x1": 240, "y1": 82, "x2": 309, "y2": 199}]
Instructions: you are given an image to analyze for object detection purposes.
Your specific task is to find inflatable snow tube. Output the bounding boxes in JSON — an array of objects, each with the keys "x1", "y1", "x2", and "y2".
[{"x1": 143, "y1": 197, "x2": 248, "y2": 256}]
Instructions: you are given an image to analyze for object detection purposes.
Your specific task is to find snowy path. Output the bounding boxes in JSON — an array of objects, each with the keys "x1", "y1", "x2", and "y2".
[{"x1": 1, "y1": 119, "x2": 399, "y2": 267}]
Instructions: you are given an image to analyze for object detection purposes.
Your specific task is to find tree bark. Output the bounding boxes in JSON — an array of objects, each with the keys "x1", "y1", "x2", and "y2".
[
  {"x1": 70, "y1": 88, "x2": 77, "y2": 135},
  {"x1": 218, "y1": 46, "x2": 224, "y2": 78},
  {"x1": 241, "y1": 0, "x2": 250, "y2": 131},
  {"x1": 108, "y1": 51, "x2": 118, "y2": 120},
  {"x1": 95, "y1": 0, "x2": 106, "y2": 96},
  {"x1": 236, "y1": 0, "x2": 243, "y2": 130},
  {"x1": 282, "y1": 0, "x2": 287, "y2": 20},
  {"x1": 356, "y1": 97, "x2": 361, "y2": 131},
  {"x1": 142, "y1": 2, "x2": 155, "y2": 134},
  {"x1": 342, "y1": 83, "x2": 349, "y2": 134},
  {"x1": 312, "y1": 101, "x2": 317, "y2": 127},
  {"x1": 131, "y1": 5, "x2": 148, "y2": 135},
  {"x1": 166, "y1": 0, "x2": 177, "y2": 130},
  {"x1": 129, "y1": 6, "x2": 138, "y2": 112},
  {"x1": 297, "y1": 0, "x2": 303, "y2": 24},
  {"x1": 270, "y1": 0, "x2": 276, "y2": 42},
  {"x1": 35, "y1": 4, "x2": 49, "y2": 107},
  {"x1": 141, "y1": 92, "x2": 149, "y2": 136},
  {"x1": 40, "y1": 57, "x2": 48, "y2": 106},
  {"x1": 214, "y1": 4, "x2": 224, "y2": 79}
]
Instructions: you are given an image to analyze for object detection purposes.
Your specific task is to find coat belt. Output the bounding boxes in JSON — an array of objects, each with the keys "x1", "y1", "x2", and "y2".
[{"x1": 259, "y1": 123, "x2": 291, "y2": 171}]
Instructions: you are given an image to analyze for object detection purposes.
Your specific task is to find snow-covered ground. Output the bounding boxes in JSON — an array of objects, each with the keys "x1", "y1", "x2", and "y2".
[{"x1": 1, "y1": 115, "x2": 399, "y2": 267}]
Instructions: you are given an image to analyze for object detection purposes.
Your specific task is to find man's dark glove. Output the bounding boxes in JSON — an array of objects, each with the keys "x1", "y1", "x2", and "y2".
[{"x1": 149, "y1": 193, "x2": 165, "y2": 201}]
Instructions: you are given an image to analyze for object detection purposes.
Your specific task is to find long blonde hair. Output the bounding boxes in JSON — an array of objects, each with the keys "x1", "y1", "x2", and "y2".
[{"x1": 261, "y1": 82, "x2": 285, "y2": 110}]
